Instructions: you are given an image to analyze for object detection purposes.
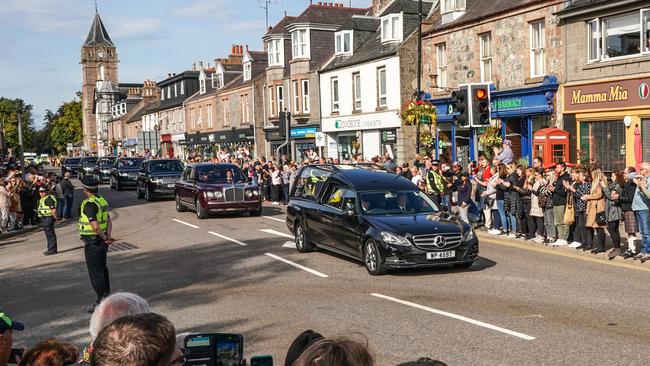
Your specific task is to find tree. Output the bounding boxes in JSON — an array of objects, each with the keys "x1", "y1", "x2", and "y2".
[
  {"x1": 50, "y1": 98, "x2": 83, "y2": 153},
  {"x1": 0, "y1": 98, "x2": 35, "y2": 150}
]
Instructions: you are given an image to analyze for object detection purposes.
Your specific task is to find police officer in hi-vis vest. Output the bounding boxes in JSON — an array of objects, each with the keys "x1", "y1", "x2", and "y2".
[
  {"x1": 79, "y1": 178, "x2": 114, "y2": 313},
  {"x1": 38, "y1": 186, "x2": 58, "y2": 256}
]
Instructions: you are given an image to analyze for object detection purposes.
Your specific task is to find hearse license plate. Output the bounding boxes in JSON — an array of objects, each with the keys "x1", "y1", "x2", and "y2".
[{"x1": 426, "y1": 251, "x2": 455, "y2": 260}]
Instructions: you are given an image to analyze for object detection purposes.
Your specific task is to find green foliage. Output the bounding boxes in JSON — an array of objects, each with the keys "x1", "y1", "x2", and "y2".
[
  {"x1": 517, "y1": 157, "x2": 530, "y2": 168},
  {"x1": 50, "y1": 97, "x2": 83, "y2": 152},
  {"x1": 0, "y1": 98, "x2": 35, "y2": 149}
]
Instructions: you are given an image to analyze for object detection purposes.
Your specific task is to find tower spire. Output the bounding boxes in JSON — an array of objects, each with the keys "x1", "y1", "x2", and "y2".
[{"x1": 83, "y1": 11, "x2": 115, "y2": 47}]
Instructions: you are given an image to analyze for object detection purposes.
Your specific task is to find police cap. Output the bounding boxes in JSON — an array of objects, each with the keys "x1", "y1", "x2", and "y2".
[{"x1": 81, "y1": 177, "x2": 99, "y2": 192}]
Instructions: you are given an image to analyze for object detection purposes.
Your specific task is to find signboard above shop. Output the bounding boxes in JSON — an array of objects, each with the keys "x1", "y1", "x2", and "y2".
[
  {"x1": 291, "y1": 127, "x2": 317, "y2": 138},
  {"x1": 322, "y1": 111, "x2": 401, "y2": 133},
  {"x1": 564, "y1": 77, "x2": 650, "y2": 113}
]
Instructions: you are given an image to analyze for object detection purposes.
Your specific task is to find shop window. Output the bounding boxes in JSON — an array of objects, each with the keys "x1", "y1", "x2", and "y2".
[{"x1": 582, "y1": 121, "x2": 626, "y2": 172}]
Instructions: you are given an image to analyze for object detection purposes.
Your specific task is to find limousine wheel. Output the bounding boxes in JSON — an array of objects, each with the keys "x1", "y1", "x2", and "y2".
[
  {"x1": 249, "y1": 209, "x2": 262, "y2": 217},
  {"x1": 364, "y1": 239, "x2": 386, "y2": 275},
  {"x1": 195, "y1": 199, "x2": 208, "y2": 219},
  {"x1": 295, "y1": 222, "x2": 313, "y2": 253},
  {"x1": 175, "y1": 194, "x2": 186, "y2": 212}
]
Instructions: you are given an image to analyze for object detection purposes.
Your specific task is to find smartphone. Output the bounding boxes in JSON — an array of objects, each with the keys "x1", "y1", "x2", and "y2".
[
  {"x1": 250, "y1": 355, "x2": 273, "y2": 366},
  {"x1": 184, "y1": 333, "x2": 244, "y2": 366},
  {"x1": 216, "y1": 333, "x2": 243, "y2": 366},
  {"x1": 8, "y1": 348, "x2": 23, "y2": 364}
]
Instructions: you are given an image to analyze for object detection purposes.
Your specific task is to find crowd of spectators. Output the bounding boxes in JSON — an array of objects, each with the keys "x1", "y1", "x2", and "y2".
[
  {"x1": 0, "y1": 157, "x2": 76, "y2": 235},
  {"x1": 1, "y1": 292, "x2": 448, "y2": 366}
]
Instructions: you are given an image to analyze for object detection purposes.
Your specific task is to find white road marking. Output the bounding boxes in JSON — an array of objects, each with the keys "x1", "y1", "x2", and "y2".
[
  {"x1": 263, "y1": 216, "x2": 285, "y2": 223},
  {"x1": 282, "y1": 241, "x2": 297, "y2": 248},
  {"x1": 260, "y1": 229, "x2": 294, "y2": 239},
  {"x1": 172, "y1": 219, "x2": 199, "y2": 229},
  {"x1": 264, "y1": 253, "x2": 329, "y2": 278},
  {"x1": 370, "y1": 293, "x2": 536, "y2": 341},
  {"x1": 208, "y1": 231, "x2": 247, "y2": 246}
]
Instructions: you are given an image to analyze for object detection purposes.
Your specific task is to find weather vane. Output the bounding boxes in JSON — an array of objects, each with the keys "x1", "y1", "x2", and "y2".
[{"x1": 94, "y1": 0, "x2": 98, "y2": 12}]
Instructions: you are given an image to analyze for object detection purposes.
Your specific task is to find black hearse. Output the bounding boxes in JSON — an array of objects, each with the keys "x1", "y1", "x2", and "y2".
[{"x1": 286, "y1": 164, "x2": 479, "y2": 275}]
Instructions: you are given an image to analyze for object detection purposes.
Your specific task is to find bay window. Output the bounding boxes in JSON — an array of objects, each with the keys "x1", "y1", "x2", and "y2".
[
  {"x1": 292, "y1": 29, "x2": 309, "y2": 59},
  {"x1": 293, "y1": 81, "x2": 300, "y2": 114},
  {"x1": 277, "y1": 85, "x2": 284, "y2": 113},
  {"x1": 268, "y1": 39, "x2": 283, "y2": 66},
  {"x1": 380, "y1": 14, "x2": 402, "y2": 42},
  {"x1": 302, "y1": 80, "x2": 310, "y2": 113}
]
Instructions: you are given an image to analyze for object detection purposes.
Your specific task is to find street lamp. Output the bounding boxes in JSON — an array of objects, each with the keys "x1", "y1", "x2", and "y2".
[{"x1": 416, "y1": 0, "x2": 423, "y2": 155}]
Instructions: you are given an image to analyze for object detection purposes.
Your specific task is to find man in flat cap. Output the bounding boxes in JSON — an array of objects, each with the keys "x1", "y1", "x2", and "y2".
[
  {"x1": 37, "y1": 186, "x2": 58, "y2": 256},
  {"x1": 78, "y1": 178, "x2": 114, "y2": 313}
]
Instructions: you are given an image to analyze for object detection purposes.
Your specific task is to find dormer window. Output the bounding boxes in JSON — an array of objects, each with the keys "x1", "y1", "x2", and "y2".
[
  {"x1": 335, "y1": 31, "x2": 353, "y2": 55},
  {"x1": 199, "y1": 78, "x2": 206, "y2": 94},
  {"x1": 268, "y1": 39, "x2": 284, "y2": 67},
  {"x1": 243, "y1": 62, "x2": 252, "y2": 81},
  {"x1": 441, "y1": 0, "x2": 466, "y2": 13},
  {"x1": 212, "y1": 73, "x2": 224, "y2": 89},
  {"x1": 291, "y1": 29, "x2": 310, "y2": 59},
  {"x1": 381, "y1": 14, "x2": 402, "y2": 42}
]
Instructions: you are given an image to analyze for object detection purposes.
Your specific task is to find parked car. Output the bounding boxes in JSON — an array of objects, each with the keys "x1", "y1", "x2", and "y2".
[
  {"x1": 285, "y1": 164, "x2": 479, "y2": 275},
  {"x1": 110, "y1": 157, "x2": 144, "y2": 190},
  {"x1": 61, "y1": 157, "x2": 82, "y2": 176},
  {"x1": 94, "y1": 156, "x2": 116, "y2": 182},
  {"x1": 78, "y1": 156, "x2": 98, "y2": 180},
  {"x1": 137, "y1": 159, "x2": 184, "y2": 201},
  {"x1": 174, "y1": 163, "x2": 262, "y2": 219}
]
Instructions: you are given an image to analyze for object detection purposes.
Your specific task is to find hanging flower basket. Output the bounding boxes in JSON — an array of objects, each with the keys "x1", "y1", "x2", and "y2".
[
  {"x1": 478, "y1": 126, "x2": 502, "y2": 151},
  {"x1": 399, "y1": 100, "x2": 438, "y2": 127}
]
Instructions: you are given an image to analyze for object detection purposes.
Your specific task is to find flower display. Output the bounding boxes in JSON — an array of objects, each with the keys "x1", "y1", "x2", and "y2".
[
  {"x1": 399, "y1": 99, "x2": 437, "y2": 126},
  {"x1": 478, "y1": 126, "x2": 502, "y2": 151}
]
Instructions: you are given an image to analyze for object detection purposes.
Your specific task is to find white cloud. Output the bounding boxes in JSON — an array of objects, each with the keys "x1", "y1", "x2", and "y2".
[
  {"x1": 111, "y1": 17, "x2": 163, "y2": 39},
  {"x1": 174, "y1": 0, "x2": 234, "y2": 19}
]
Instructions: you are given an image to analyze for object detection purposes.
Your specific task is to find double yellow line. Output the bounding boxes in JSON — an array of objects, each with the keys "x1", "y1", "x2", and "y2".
[{"x1": 479, "y1": 234, "x2": 650, "y2": 273}]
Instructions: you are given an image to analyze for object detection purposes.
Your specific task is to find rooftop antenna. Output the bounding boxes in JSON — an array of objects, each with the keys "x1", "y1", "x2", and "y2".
[{"x1": 259, "y1": 0, "x2": 271, "y2": 30}]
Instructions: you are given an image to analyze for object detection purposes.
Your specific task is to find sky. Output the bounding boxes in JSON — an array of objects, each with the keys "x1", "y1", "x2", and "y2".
[{"x1": 0, "y1": 0, "x2": 370, "y2": 128}]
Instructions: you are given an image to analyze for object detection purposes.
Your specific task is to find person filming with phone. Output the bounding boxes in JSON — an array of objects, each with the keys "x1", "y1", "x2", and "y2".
[{"x1": 0, "y1": 312, "x2": 24, "y2": 366}]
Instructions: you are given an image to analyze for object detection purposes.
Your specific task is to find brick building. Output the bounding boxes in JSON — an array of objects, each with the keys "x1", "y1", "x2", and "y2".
[
  {"x1": 421, "y1": 0, "x2": 564, "y2": 166},
  {"x1": 557, "y1": 0, "x2": 650, "y2": 171},
  {"x1": 262, "y1": 2, "x2": 369, "y2": 161}
]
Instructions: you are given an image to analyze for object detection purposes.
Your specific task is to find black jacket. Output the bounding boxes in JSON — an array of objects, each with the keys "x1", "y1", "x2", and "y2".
[
  {"x1": 552, "y1": 172, "x2": 571, "y2": 206},
  {"x1": 618, "y1": 181, "x2": 636, "y2": 212}
]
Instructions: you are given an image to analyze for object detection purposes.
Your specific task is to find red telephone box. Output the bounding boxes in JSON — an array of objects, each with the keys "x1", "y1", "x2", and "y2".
[{"x1": 533, "y1": 128, "x2": 569, "y2": 167}]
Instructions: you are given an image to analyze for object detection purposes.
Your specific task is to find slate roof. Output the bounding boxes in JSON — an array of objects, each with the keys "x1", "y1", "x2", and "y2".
[
  {"x1": 266, "y1": 16, "x2": 297, "y2": 35},
  {"x1": 321, "y1": 0, "x2": 433, "y2": 72},
  {"x1": 84, "y1": 12, "x2": 115, "y2": 47},
  {"x1": 556, "y1": 0, "x2": 645, "y2": 17},
  {"x1": 127, "y1": 104, "x2": 146, "y2": 123},
  {"x1": 220, "y1": 54, "x2": 268, "y2": 92},
  {"x1": 292, "y1": 4, "x2": 370, "y2": 26},
  {"x1": 423, "y1": 0, "x2": 546, "y2": 33}
]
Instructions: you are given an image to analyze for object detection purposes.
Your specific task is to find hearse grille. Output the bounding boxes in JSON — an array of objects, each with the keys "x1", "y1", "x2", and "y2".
[{"x1": 412, "y1": 232, "x2": 462, "y2": 251}]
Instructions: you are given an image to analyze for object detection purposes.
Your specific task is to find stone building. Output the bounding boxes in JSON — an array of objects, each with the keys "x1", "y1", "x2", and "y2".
[
  {"x1": 81, "y1": 11, "x2": 118, "y2": 153},
  {"x1": 557, "y1": 0, "x2": 650, "y2": 171},
  {"x1": 262, "y1": 2, "x2": 369, "y2": 161},
  {"x1": 320, "y1": 0, "x2": 434, "y2": 163},
  {"x1": 421, "y1": 0, "x2": 564, "y2": 166}
]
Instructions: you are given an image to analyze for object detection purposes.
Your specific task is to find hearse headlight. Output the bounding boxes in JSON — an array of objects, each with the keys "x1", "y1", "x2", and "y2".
[
  {"x1": 380, "y1": 232, "x2": 412, "y2": 247},
  {"x1": 463, "y1": 228, "x2": 475, "y2": 241}
]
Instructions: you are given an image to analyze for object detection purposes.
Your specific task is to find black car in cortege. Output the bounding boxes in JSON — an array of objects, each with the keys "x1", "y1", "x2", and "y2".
[
  {"x1": 286, "y1": 164, "x2": 479, "y2": 275},
  {"x1": 78, "y1": 156, "x2": 99, "y2": 180},
  {"x1": 110, "y1": 157, "x2": 144, "y2": 190},
  {"x1": 61, "y1": 157, "x2": 81, "y2": 176},
  {"x1": 136, "y1": 159, "x2": 183, "y2": 201},
  {"x1": 94, "y1": 156, "x2": 116, "y2": 182}
]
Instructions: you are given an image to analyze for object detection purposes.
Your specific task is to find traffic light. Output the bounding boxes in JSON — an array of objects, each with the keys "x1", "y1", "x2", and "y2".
[
  {"x1": 470, "y1": 83, "x2": 491, "y2": 127},
  {"x1": 279, "y1": 111, "x2": 290, "y2": 139},
  {"x1": 451, "y1": 85, "x2": 469, "y2": 127}
]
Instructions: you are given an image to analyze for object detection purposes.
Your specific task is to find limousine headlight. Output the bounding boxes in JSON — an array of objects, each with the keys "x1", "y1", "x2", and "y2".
[
  {"x1": 245, "y1": 190, "x2": 253, "y2": 198},
  {"x1": 463, "y1": 228, "x2": 475, "y2": 241},
  {"x1": 380, "y1": 232, "x2": 412, "y2": 247}
]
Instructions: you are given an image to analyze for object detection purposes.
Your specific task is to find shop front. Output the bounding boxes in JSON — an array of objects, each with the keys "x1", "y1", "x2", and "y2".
[
  {"x1": 563, "y1": 76, "x2": 650, "y2": 172},
  {"x1": 161, "y1": 134, "x2": 173, "y2": 158},
  {"x1": 124, "y1": 138, "x2": 138, "y2": 156},
  {"x1": 171, "y1": 132, "x2": 185, "y2": 160},
  {"x1": 264, "y1": 128, "x2": 288, "y2": 160},
  {"x1": 290, "y1": 126, "x2": 319, "y2": 161},
  {"x1": 322, "y1": 111, "x2": 402, "y2": 162},
  {"x1": 427, "y1": 75, "x2": 558, "y2": 166},
  {"x1": 215, "y1": 127, "x2": 255, "y2": 152}
]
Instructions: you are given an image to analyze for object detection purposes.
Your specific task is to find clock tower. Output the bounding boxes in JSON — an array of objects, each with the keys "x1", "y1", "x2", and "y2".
[{"x1": 80, "y1": 11, "x2": 118, "y2": 152}]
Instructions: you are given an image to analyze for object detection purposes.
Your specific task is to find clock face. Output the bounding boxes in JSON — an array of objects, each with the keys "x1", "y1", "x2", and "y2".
[{"x1": 97, "y1": 51, "x2": 104, "y2": 58}]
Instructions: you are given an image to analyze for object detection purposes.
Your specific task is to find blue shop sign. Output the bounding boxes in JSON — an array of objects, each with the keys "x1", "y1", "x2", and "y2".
[{"x1": 291, "y1": 127, "x2": 317, "y2": 138}]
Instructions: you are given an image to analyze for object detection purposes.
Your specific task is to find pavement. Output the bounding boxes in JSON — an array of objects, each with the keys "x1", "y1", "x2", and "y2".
[{"x1": 2, "y1": 177, "x2": 650, "y2": 365}]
